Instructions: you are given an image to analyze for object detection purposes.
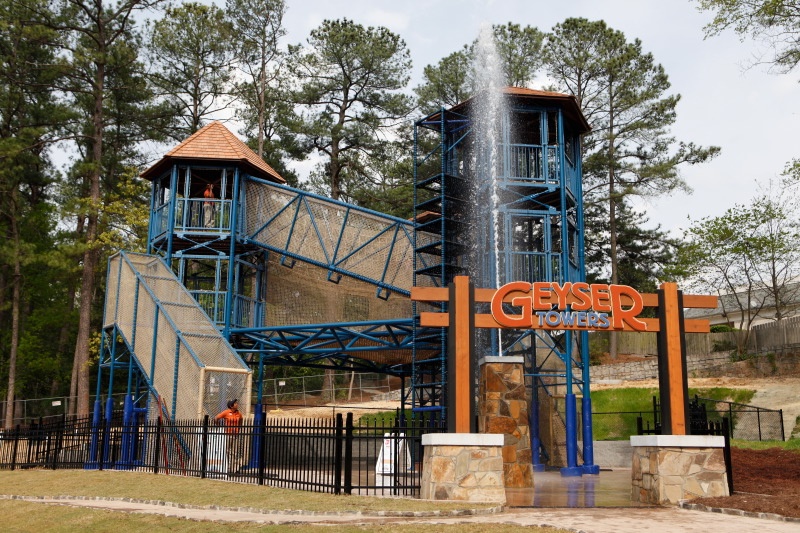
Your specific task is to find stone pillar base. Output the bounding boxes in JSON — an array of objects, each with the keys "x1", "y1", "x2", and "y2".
[
  {"x1": 478, "y1": 356, "x2": 533, "y2": 489},
  {"x1": 420, "y1": 433, "x2": 506, "y2": 503},
  {"x1": 630, "y1": 435, "x2": 729, "y2": 505}
]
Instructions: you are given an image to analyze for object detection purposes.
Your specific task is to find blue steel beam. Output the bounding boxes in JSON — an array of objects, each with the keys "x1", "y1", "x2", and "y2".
[
  {"x1": 243, "y1": 178, "x2": 421, "y2": 298},
  {"x1": 233, "y1": 320, "x2": 442, "y2": 376}
]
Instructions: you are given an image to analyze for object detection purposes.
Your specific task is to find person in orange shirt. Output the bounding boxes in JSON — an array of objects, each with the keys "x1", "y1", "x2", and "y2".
[
  {"x1": 203, "y1": 183, "x2": 216, "y2": 228},
  {"x1": 215, "y1": 398, "x2": 243, "y2": 476}
]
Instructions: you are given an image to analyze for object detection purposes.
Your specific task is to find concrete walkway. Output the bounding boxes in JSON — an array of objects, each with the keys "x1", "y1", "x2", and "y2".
[{"x1": 10, "y1": 495, "x2": 799, "y2": 532}]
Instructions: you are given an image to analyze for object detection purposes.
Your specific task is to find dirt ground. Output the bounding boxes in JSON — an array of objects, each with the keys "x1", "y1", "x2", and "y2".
[{"x1": 695, "y1": 446, "x2": 800, "y2": 518}]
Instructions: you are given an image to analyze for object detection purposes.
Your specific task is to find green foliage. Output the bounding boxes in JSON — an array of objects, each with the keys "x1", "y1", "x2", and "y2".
[
  {"x1": 288, "y1": 18, "x2": 413, "y2": 203},
  {"x1": 357, "y1": 409, "x2": 411, "y2": 427},
  {"x1": 147, "y1": 2, "x2": 234, "y2": 138},
  {"x1": 732, "y1": 439, "x2": 800, "y2": 451},
  {"x1": 710, "y1": 324, "x2": 735, "y2": 332},
  {"x1": 226, "y1": 0, "x2": 302, "y2": 184},
  {"x1": 591, "y1": 387, "x2": 660, "y2": 413},
  {"x1": 683, "y1": 178, "x2": 800, "y2": 354},
  {"x1": 546, "y1": 18, "x2": 720, "y2": 288},
  {"x1": 414, "y1": 23, "x2": 544, "y2": 114},
  {"x1": 697, "y1": 0, "x2": 800, "y2": 75},
  {"x1": 694, "y1": 387, "x2": 755, "y2": 404},
  {"x1": 584, "y1": 198, "x2": 683, "y2": 290},
  {"x1": 414, "y1": 47, "x2": 473, "y2": 114},
  {"x1": 587, "y1": 332, "x2": 609, "y2": 364}
]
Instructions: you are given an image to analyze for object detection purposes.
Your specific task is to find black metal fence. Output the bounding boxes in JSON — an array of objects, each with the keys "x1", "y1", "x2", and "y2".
[
  {"x1": 692, "y1": 397, "x2": 785, "y2": 441},
  {"x1": 593, "y1": 396, "x2": 784, "y2": 442},
  {"x1": 0, "y1": 410, "x2": 445, "y2": 497}
]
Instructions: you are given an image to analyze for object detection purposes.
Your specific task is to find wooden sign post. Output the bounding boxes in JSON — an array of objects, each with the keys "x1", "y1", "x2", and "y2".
[{"x1": 412, "y1": 277, "x2": 717, "y2": 437}]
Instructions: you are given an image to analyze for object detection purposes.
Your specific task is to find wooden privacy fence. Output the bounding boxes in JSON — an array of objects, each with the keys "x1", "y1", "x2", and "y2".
[{"x1": 592, "y1": 325, "x2": 800, "y2": 357}]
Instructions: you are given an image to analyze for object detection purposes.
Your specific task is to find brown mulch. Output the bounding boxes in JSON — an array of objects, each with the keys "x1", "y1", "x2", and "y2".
[{"x1": 693, "y1": 447, "x2": 800, "y2": 519}]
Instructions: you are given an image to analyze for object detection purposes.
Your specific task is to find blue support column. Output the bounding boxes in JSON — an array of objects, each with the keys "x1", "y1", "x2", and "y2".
[
  {"x1": 224, "y1": 168, "x2": 241, "y2": 338},
  {"x1": 581, "y1": 394, "x2": 599, "y2": 474},
  {"x1": 581, "y1": 332, "x2": 599, "y2": 474},
  {"x1": 85, "y1": 399, "x2": 103, "y2": 469},
  {"x1": 561, "y1": 392, "x2": 583, "y2": 477},
  {"x1": 117, "y1": 395, "x2": 135, "y2": 469},
  {"x1": 102, "y1": 396, "x2": 114, "y2": 468},
  {"x1": 530, "y1": 386, "x2": 544, "y2": 472},
  {"x1": 248, "y1": 354, "x2": 265, "y2": 469}
]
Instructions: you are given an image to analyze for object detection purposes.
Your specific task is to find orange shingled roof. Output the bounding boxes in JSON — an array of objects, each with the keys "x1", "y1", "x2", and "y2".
[{"x1": 141, "y1": 121, "x2": 285, "y2": 183}]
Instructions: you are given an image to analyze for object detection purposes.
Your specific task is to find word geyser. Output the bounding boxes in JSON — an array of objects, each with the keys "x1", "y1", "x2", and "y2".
[{"x1": 490, "y1": 281, "x2": 648, "y2": 332}]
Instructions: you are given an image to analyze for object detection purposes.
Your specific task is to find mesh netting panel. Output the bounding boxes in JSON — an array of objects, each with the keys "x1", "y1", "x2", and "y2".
[
  {"x1": 182, "y1": 334, "x2": 243, "y2": 369},
  {"x1": 133, "y1": 295, "x2": 155, "y2": 375},
  {"x1": 103, "y1": 258, "x2": 120, "y2": 328},
  {"x1": 244, "y1": 180, "x2": 417, "y2": 292},
  {"x1": 264, "y1": 255, "x2": 419, "y2": 366},
  {"x1": 152, "y1": 314, "x2": 178, "y2": 414},
  {"x1": 202, "y1": 369, "x2": 249, "y2": 418},
  {"x1": 106, "y1": 253, "x2": 251, "y2": 418},
  {"x1": 265, "y1": 255, "x2": 413, "y2": 326}
]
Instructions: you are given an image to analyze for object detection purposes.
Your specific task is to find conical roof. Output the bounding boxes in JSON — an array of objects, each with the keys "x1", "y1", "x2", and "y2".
[{"x1": 141, "y1": 121, "x2": 285, "y2": 183}]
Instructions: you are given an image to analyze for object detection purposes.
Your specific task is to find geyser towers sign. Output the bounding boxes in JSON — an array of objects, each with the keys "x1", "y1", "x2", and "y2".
[
  {"x1": 412, "y1": 277, "x2": 717, "y2": 476},
  {"x1": 490, "y1": 281, "x2": 647, "y2": 331}
]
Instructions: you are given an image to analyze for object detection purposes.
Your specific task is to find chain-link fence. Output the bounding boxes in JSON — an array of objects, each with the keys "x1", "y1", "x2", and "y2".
[
  {"x1": 106, "y1": 252, "x2": 251, "y2": 420},
  {"x1": 2, "y1": 372, "x2": 399, "y2": 428}
]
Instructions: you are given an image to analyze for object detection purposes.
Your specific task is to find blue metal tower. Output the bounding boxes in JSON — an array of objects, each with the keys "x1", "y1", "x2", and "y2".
[{"x1": 413, "y1": 88, "x2": 596, "y2": 473}]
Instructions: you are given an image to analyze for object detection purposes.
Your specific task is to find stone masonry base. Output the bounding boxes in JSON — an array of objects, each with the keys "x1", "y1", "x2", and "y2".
[
  {"x1": 478, "y1": 356, "x2": 534, "y2": 489},
  {"x1": 630, "y1": 435, "x2": 729, "y2": 505},
  {"x1": 420, "y1": 433, "x2": 506, "y2": 503}
]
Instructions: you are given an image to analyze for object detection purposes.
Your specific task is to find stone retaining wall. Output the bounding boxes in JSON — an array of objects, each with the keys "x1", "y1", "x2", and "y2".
[
  {"x1": 590, "y1": 351, "x2": 800, "y2": 382},
  {"x1": 590, "y1": 352, "x2": 732, "y2": 382}
]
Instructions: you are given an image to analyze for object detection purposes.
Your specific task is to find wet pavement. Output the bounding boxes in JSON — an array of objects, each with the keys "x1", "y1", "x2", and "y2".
[{"x1": 507, "y1": 468, "x2": 647, "y2": 508}]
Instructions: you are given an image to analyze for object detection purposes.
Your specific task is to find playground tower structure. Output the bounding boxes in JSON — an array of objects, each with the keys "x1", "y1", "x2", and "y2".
[
  {"x1": 98, "y1": 122, "x2": 426, "y2": 427},
  {"x1": 413, "y1": 88, "x2": 596, "y2": 472},
  {"x1": 96, "y1": 87, "x2": 595, "y2": 474}
]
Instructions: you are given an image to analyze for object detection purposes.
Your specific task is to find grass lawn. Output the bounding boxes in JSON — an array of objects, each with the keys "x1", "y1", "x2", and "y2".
[
  {"x1": 590, "y1": 386, "x2": 756, "y2": 440},
  {"x1": 0, "y1": 470, "x2": 571, "y2": 533}
]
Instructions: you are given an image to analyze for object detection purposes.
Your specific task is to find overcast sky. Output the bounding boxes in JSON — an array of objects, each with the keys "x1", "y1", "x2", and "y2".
[{"x1": 276, "y1": 0, "x2": 798, "y2": 236}]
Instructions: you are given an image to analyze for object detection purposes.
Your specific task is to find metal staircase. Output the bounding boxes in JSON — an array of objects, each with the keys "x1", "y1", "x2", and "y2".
[{"x1": 102, "y1": 252, "x2": 251, "y2": 420}]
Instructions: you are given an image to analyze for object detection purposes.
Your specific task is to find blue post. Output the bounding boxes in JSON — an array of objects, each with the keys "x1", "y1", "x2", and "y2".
[
  {"x1": 117, "y1": 395, "x2": 134, "y2": 469},
  {"x1": 85, "y1": 399, "x2": 103, "y2": 469},
  {"x1": 580, "y1": 330, "x2": 599, "y2": 474},
  {"x1": 530, "y1": 389, "x2": 545, "y2": 472},
  {"x1": 561, "y1": 393, "x2": 582, "y2": 477},
  {"x1": 582, "y1": 395, "x2": 599, "y2": 474},
  {"x1": 249, "y1": 354, "x2": 265, "y2": 469},
  {"x1": 102, "y1": 396, "x2": 114, "y2": 468},
  {"x1": 249, "y1": 404, "x2": 262, "y2": 469}
]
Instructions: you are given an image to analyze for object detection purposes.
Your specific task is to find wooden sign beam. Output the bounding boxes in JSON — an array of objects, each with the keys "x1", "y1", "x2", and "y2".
[{"x1": 412, "y1": 277, "x2": 719, "y2": 437}]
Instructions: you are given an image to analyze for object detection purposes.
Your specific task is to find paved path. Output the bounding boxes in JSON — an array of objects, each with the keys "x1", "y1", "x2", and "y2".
[{"x1": 15, "y1": 497, "x2": 800, "y2": 532}]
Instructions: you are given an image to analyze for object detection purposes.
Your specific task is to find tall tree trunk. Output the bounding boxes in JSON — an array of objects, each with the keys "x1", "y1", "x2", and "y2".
[
  {"x1": 67, "y1": 216, "x2": 85, "y2": 416},
  {"x1": 321, "y1": 108, "x2": 345, "y2": 402},
  {"x1": 72, "y1": 55, "x2": 105, "y2": 417},
  {"x1": 607, "y1": 88, "x2": 618, "y2": 360},
  {"x1": 4, "y1": 192, "x2": 22, "y2": 429},
  {"x1": 256, "y1": 55, "x2": 266, "y2": 158}
]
